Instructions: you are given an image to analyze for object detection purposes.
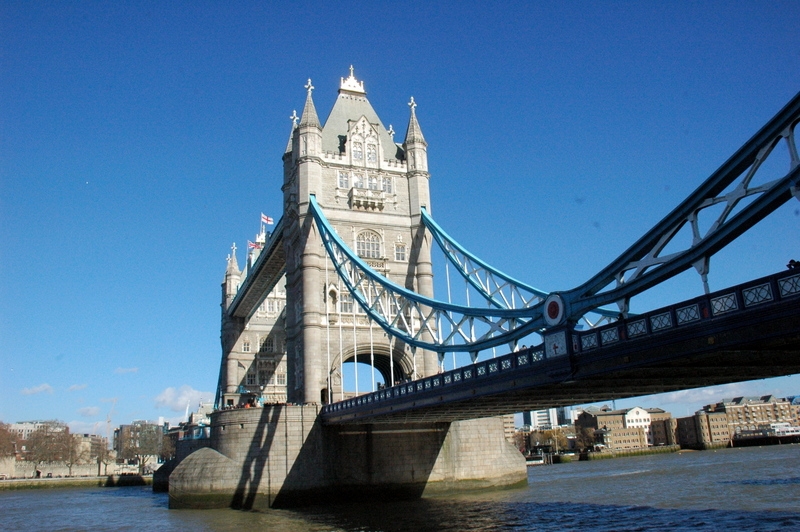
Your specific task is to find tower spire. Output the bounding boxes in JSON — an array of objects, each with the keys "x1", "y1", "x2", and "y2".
[
  {"x1": 285, "y1": 110, "x2": 298, "y2": 154},
  {"x1": 226, "y1": 242, "x2": 240, "y2": 274},
  {"x1": 404, "y1": 97, "x2": 427, "y2": 146},
  {"x1": 299, "y1": 79, "x2": 320, "y2": 128},
  {"x1": 404, "y1": 97, "x2": 428, "y2": 173}
]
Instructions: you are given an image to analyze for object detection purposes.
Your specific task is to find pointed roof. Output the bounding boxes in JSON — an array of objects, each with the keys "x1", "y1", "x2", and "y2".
[
  {"x1": 226, "y1": 243, "x2": 240, "y2": 276},
  {"x1": 403, "y1": 96, "x2": 427, "y2": 147},
  {"x1": 285, "y1": 109, "x2": 299, "y2": 154},
  {"x1": 299, "y1": 79, "x2": 320, "y2": 128},
  {"x1": 320, "y1": 67, "x2": 402, "y2": 159}
]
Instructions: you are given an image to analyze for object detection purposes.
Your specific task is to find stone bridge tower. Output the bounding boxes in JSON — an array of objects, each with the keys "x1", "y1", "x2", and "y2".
[
  {"x1": 178, "y1": 70, "x2": 526, "y2": 508},
  {"x1": 283, "y1": 68, "x2": 438, "y2": 404}
]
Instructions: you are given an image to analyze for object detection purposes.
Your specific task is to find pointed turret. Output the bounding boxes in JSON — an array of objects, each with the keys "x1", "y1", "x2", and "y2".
[
  {"x1": 299, "y1": 79, "x2": 321, "y2": 129},
  {"x1": 285, "y1": 109, "x2": 299, "y2": 155},
  {"x1": 296, "y1": 79, "x2": 323, "y2": 162},
  {"x1": 403, "y1": 96, "x2": 427, "y2": 147},
  {"x1": 222, "y1": 243, "x2": 241, "y2": 312},
  {"x1": 226, "y1": 243, "x2": 240, "y2": 275},
  {"x1": 403, "y1": 97, "x2": 428, "y2": 173}
]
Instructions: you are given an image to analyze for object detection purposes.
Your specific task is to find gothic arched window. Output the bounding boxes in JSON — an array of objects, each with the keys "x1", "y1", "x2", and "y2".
[
  {"x1": 353, "y1": 142, "x2": 363, "y2": 160},
  {"x1": 367, "y1": 143, "x2": 377, "y2": 162},
  {"x1": 356, "y1": 231, "x2": 381, "y2": 259}
]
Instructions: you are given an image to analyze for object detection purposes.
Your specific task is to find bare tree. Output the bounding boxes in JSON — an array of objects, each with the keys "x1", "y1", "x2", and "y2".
[
  {"x1": 512, "y1": 431, "x2": 528, "y2": 454},
  {"x1": 0, "y1": 423, "x2": 16, "y2": 457},
  {"x1": 160, "y1": 435, "x2": 176, "y2": 462},
  {"x1": 25, "y1": 422, "x2": 69, "y2": 466},
  {"x1": 62, "y1": 434, "x2": 90, "y2": 477},
  {"x1": 542, "y1": 428, "x2": 568, "y2": 453},
  {"x1": 574, "y1": 427, "x2": 595, "y2": 451},
  {"x1": 96, "y1": 443, "x2": 113, "y2": 476},
  {"x1": 121, "y1": 424, "x2": 162, "y2": 474}
]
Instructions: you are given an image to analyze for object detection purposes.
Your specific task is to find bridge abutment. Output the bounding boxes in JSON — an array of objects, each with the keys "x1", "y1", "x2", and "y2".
[{"x1": 168, "y1": 405, "x2": 526, "y2": 509}]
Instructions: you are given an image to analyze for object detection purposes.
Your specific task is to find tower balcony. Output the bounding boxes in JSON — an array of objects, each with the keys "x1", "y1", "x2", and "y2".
[{"x1": 349, "y1": 187, "x2": 385, "y2": 211}]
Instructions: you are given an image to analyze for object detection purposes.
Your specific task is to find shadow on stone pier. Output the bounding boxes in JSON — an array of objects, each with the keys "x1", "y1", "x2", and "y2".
[{"x1": 168, "y1": 405, "x2": 526, "y2": 510}]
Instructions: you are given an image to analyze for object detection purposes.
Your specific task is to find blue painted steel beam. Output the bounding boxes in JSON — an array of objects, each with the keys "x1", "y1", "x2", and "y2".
[{"x1": 563, "y1": 91, "x2": 800, "y2": 321}]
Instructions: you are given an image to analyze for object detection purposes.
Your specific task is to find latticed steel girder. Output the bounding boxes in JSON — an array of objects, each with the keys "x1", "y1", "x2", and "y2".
[
  {"x1": 309, "y1": 91, "x2": 800, "y2": 353},
  {"x1": 420, "y1": 206, "x2": 620, "y2": 326},
  {"x1": 561, "y1": 91, "x2": 800, "y2": 322},
  {"x1": 420, "y1": 209, "x2": 548, "y2": 309},
  {"x1": 309, "y1": 196, "x2": 545, "y2": 353}
]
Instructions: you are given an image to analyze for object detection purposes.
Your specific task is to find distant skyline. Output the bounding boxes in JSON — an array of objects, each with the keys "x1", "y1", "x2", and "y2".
[{"x1": 2, "y1": 2, "x2": 799, "y2": 432}]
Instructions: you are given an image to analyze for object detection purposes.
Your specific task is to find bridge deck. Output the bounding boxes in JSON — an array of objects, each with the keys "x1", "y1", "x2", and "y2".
[
  {"x1": 321, "y1": 269, "x2": 800, "y2": 424},
  {"x1": 227, "y1": 217, "x2": 286, "y2": 319}
]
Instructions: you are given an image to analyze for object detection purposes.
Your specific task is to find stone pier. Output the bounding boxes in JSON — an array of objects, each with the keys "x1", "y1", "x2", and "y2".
[{"x1": 168, "y1": 405, "x2": 526, "y2": 509}]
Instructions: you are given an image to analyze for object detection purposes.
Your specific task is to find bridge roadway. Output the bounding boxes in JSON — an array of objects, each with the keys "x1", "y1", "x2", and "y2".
[
  {"x1": 321, "y1": 269, "x2": 800, "y2": 424},
  {"x1": 227, "y1": 217, "x2": 286, "y2": 320}
]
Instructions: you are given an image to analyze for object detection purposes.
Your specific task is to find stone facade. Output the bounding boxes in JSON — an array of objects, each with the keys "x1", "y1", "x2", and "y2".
[
  {"x1": 676, "y1": 412, "x2": 731, "y2": 449},
  {"x1": 281, "y1": 69, "x2": 436, "y2": 405},
  {"x1": 218, "y1": 68, "x2": 438, "y2": 407},
  {"x1": 219, "y1": 250, "x2": 288, "y2": 408},
  {"x1": 702, "y1": 395, "x2": 799, "y2": 435},
  {"x1": 575, "y1": 405, "x2": 676, "y2": 451},
  {"x1": 675, "y1": 395, "x2": 800, "y2": 449}
]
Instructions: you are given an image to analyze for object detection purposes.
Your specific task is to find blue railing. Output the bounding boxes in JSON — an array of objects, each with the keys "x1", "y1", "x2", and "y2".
[{"x1": 320, "y1": 268, "x2": 800, "y2": 416}]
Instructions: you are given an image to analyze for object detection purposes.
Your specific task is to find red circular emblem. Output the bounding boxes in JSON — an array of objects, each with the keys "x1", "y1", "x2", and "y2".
[{"x1": 547, "y1": 301, "x2": 560, "y2": 320}]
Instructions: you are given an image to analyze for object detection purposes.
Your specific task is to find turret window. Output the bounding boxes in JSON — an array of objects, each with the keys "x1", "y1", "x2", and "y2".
[
  {"x1": 356, "y1": 231, "x2": 381, "y2": 259},
  {"x1": 338, "y1": 171, "x2": 349, "y2": 188},
  {"x1": 353, "y1": 142, "x2": 363, "y2": 160},
  {"x1": 395, "y1": 244, "x2": 407, "y2": 261},
  {"x1": 353, "y1": 173, "x2": 364, "y2": 188},
  {"x1": 382, "y1": 177, "x2": 393, "y2": 194},
  {"x1": 242, "y1": 340, "x2": 251, "y2": 352},
  {"x1": 367, "y1": 144, "x2": 377, "y2": 162},
  {"x1": 368, "y1": 175, "x2": 378, "y2": 190}
]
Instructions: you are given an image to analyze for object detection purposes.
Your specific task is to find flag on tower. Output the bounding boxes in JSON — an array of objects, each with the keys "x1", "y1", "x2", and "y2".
[
  {"x1": 261, "y1": 213, "x2": 274, "y2": 225},
  {"x1": 247, "y1": 240, "x2": 261, "y2": 249}
]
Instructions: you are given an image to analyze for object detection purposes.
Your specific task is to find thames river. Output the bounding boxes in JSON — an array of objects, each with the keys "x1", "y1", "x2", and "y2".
[{"x1": 2, "y1": 444, "x2": 798, "y2": 531}]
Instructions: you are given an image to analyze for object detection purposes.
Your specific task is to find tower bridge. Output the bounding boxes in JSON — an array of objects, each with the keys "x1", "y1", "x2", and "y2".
[{"x1": 170, "y1": 70, "x2": 800, "y2": 510}]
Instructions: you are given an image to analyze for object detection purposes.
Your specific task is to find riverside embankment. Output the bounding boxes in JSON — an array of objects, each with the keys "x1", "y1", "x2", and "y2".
[{"x1": 0, "y1": 475, "x2": 152, "y2": 491}]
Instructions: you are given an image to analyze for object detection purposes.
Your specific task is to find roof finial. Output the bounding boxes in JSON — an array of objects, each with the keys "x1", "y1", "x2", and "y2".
[
  {"x1": 408, "y1": 96, "x2": 417, "y2": 111},
  {"x1": 290, "y1": 109, "x2": 298, "y2": 126},
  {"x1": 339, "y1": 67, "x2": 365, "y2": 94},
  {"x1": 388, "y1": 124, "x2": 395, "y2": 139},
  {"x1": 305, "y1": 78, "x2": 314, "y2": 94}
]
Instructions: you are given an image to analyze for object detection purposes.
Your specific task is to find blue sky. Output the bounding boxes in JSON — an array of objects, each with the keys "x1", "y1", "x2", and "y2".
[{"x1": 2, "y1": 2, "x2": 799, "y2": 433}]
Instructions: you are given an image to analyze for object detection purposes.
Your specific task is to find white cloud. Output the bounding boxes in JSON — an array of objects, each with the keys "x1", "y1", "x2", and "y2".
[
  {"x1": 656, "y1": 387, "x2": 739, "y2": 405},
  {"x1": 67, "y1": 420, "x2": 105, "y2": 436},
  {"x1": 68, "y1": 384, "x2": 88, "y2": 391},
  {"x1": 78, "y1": 406, "x2": 100, "y2": 417},
  {"x1": 591, "y1": 382, "x2": 781, "y2": 419},
  {"x1": 114, "y1": 367, "x2": 138, "y2": 374},
  {"x1": 155, "y1": 385, "x2": 214, "y2": 413},
  {"x1": 21, "y1": 383, "x2": 54, "y2": 395}
]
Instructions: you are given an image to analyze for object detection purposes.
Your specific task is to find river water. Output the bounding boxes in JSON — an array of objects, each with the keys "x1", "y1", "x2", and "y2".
[{"x1": 2, "y1": 444, "x2": 798, "y2": 531}]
